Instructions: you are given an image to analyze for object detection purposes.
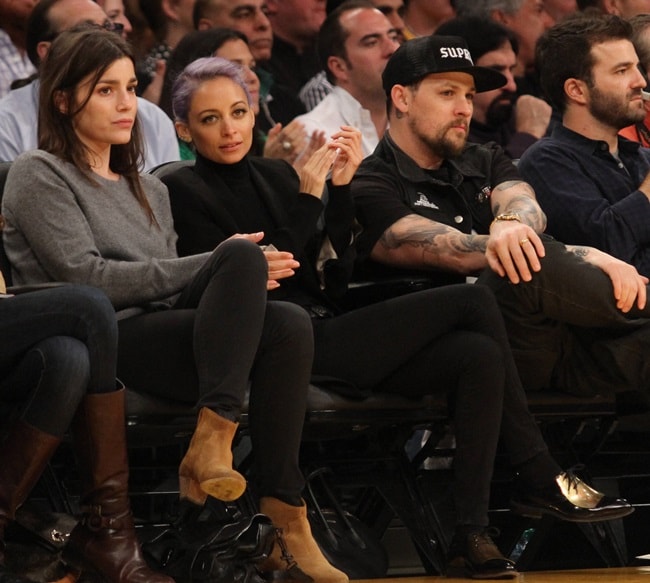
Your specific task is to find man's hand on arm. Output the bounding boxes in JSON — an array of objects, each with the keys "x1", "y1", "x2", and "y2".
[
  {"x1": 370, "y1": 214, "x2": 489, "y2": 274},
  {"x1": 487, "y1": 180, "x2": 547, "y2": 284},
  {"x1": 567, "y1": 245, "x2": 648, "y2": 312}
]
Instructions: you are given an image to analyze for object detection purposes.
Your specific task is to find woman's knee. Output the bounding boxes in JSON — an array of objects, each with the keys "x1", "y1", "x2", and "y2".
[
  {"x1": 212, "y1": 238, "x2": 267, "y2": 274},
  {"x1": 63, "y1": 285, "x2": 118, "y2": 344},
  {"x1": 39, "y1": 336, "x2": 91, "y2": 390},
  {"x1": 264, "y1": 302, "x2": 314, "y2": 357}
]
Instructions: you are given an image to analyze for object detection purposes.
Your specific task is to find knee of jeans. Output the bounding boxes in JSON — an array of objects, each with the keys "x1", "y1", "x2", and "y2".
[
  {"x1": 67, "y1": 285, "x2": 118, "y2": 341},
  {"x1": 36, "y1": 336, "x2": 91, "y2": 398},
  {"x1": 212, "y1": 238, "x2": 267, "y2": 273}
]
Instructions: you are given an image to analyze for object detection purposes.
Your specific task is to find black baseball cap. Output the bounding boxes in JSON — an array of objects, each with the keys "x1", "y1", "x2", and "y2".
[{"x1": 382, "y1": 34, "x2": 507, "y2": 95}]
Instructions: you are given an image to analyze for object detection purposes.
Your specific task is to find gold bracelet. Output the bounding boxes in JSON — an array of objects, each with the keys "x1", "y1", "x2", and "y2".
[{"x1": 490, "y1": 213, "x2": 521, "y2": 230}]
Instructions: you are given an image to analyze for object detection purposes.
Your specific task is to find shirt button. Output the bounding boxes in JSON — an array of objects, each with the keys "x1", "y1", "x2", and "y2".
[{"x1": 454, "y1": 216, "x2": 463, "y2": 223}]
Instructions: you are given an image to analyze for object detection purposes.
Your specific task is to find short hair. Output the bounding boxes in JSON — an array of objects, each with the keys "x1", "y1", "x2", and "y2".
[
  {"x1": 436, "y1": 16, "x2": 519, "y2": 60},
  {"x1": 39, "y1": 24, "x2": 155, "y2": 224},
  {"x1": 317, "y1": 0, "x2": 377, "y2": 85},
  {"x1": 628, "y1": 13, "x2": 650, "y2": 72},
  {"x1": 26, "y1": 0, "x2": 62, "y2": 67},
  {"x1": 172, "y1": 56, "x2": 252, "y2": 123},
  {"x1": 138, "y1": 0, "x2": 166, "y2": 42},
  {"x1": 537, "y1": 14, "x2": 632, "y2": 114},
  {"x1": 454, "y1": 0, "x2": 525, "y2": 17},
  {"x1": 193, "y1": 0, "x2": 214, "y2": 28},
  {"x1": 160, "y1": 28, "x2": 248, "y2": 117}
]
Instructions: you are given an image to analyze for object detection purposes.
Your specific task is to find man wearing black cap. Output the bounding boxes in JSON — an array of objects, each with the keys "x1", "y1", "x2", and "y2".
[
  {"x1": 350, "y1": 32, "x2": 648, "y2": 577},
  {"x1": 436, "y1": 16, "x2": 552, "y2": 159}
]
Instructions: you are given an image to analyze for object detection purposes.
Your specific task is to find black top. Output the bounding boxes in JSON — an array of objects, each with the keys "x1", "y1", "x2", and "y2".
[
  {"x1": 162, "y1": 153, "x2": 357, "y2": 314},
  {"x1": 350, "y1": 132, "x2": 520, "y2": 284}
]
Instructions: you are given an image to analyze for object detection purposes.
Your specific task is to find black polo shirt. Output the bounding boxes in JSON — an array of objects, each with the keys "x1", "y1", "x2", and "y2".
[{"x1": 350, "y1": 132, "x2": 520, "y2": 283}]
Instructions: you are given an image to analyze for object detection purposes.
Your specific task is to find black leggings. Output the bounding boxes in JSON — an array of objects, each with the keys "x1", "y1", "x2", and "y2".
[
  {"x1": 312, "y1": 283, "x2": 550, "y2": 527},
  {"x1": 116, "y1": 239, "x2": 314, "y2": 500}
]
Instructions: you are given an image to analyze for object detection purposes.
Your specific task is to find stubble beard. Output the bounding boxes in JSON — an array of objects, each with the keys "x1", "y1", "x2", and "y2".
[{"x1": 589, "y1": 86, "x2": 646, "y2": 129}]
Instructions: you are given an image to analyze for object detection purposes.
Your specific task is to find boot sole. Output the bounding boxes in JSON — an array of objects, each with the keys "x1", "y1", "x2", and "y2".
[
  {"x1": 510, "y1": 500, "x2": 635, "y2": 522},
  {"x1": 201, "y1": 475, "x2": 247, "y2": 501}
]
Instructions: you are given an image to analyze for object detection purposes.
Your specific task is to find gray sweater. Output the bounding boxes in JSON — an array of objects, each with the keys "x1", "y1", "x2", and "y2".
[{"x1": 2, "y1": 150, "x2": 211, "y2": 312}]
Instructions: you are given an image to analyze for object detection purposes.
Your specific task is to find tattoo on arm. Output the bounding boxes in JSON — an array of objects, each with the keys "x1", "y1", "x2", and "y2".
[
  {"x1": 492, "y1": 181, "x2": 547, "y2": 232},
  {"x1": 570, "y1": 246, "x2": 589, "y2": 259},
  {"x1": 379, "y1": 215, "x2": 487, "y2": 263}
]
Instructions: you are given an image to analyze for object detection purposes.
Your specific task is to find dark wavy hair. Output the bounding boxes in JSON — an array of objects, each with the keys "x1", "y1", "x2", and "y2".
[
  {"x1": 38, "y1": 24, "x2": 157, "y2": 225},
  {"x1": 537, "y1": 14, "x2": 633, "y2": 115}
]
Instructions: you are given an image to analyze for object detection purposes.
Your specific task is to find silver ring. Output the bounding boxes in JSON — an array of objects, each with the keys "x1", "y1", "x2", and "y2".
[{"x1": 282, "y1": 140, "x2": 293, "y2": 152}]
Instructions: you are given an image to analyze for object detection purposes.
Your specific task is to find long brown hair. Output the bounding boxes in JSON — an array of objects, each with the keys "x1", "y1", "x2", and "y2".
[{"x1": 38, "y1": 24, "x2": 157, "y2": 225}]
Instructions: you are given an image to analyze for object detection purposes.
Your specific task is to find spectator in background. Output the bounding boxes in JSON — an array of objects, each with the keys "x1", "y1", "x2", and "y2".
[
  {"x1": 371, "y1": 0, "x2": 405, "y2": 40},
  {"x1": 590, "y1": 0, "x2": 650, "y2": 17},
  {"x1": 262, "y1": 0, "x2": 326, "y2": 94},
  {"x1": 300, "y1": 0, "x2": 405, "y2": 113},
  {"x1": 544, "y1": 0, "x2": 578, "y2": 21},
  {"x1": 0, "y1": 0, "x2": 38, "y2": 98},
  {"x1": 620, "y1": 13, "x2": 650, "y2": 146},
  {"x1": 97, "y1": 0, "x2": 133, "y2": 37},
  {"x1": 519, "y1": 15, "x2": 650, "y2": 276},
  {"x1": 436, "y1": 16, "x2": 551, "y2": 159},
  {"x1": 294, "y1": 0, "x2": 399, "y2": 158},
  {"x1": 0, "y1": 0, "x2": 180, "y2": 169},
  {"x1": 194, "y1": 0, "x2": 272, "y2": 60},
  {"x1": 455, "y1": 0, "x2": 553, "y2": 88},
  {"x1": 137, "y1": 0, "x2": 196, "y2": 99},
  {"x1": 401, "y1": 0, "x2": 454, "y2": 40}
]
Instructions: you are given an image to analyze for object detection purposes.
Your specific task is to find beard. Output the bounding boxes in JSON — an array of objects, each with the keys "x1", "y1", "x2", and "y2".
[
  {"x1": 589, "y1": 85, "x2": 646, "y2": 129},
  {"x1": 410, "y1": 117, "x2": 468, "y2": 159},
  {"x1": 485, "y1": 92, "x2": 516, "y2": 127}
]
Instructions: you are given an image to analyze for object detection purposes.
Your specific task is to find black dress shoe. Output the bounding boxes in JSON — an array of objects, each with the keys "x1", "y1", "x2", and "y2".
[
  {"x1": 511, "y1": 470, "x2": 634, "y2": 523},
  {"x1": 446, "y1": 529, "x2": 518, "y2": 580}
]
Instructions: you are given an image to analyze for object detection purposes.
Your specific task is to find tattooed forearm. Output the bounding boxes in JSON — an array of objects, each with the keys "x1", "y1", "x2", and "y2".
[
  {"x1": 492, "y1": 181, "x2": 547, "y2": 232},
  {"x1": 377, "y1": 215, "x2": 488, "y2": 271}
]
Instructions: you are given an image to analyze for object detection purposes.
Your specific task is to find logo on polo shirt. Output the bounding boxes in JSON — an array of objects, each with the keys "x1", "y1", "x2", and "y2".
[
  {"x1": 440, "y1": 47, "x2": 474, "y2": 64},
  {"x1": 414, "y1": 193, "x2": 439, "y2": 209}
]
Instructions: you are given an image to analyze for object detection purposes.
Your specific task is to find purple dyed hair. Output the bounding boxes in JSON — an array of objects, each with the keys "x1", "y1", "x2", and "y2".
[{"x1": 171, "y1": 56, "x2": 253, "y2": 123}]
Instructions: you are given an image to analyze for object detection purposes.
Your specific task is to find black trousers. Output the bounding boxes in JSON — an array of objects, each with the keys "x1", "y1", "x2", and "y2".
[
  {"x1": 479, "y1": 237, "x2": 650, "y2": 397},
  {"x1": 117, "y1": 239, "x2": 314, "y2": 501},
  {"x1": 311, "y1": 283, "x2": 549, "y2": 527}
]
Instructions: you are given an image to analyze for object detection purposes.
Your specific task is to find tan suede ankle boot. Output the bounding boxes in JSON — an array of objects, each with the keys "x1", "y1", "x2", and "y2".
[
  {"x1": 259, "y1": 497, "x2": 349, "y2": 583},
  {"x1": 178, "y1": 407, "x2": 247, "y2": 505}
]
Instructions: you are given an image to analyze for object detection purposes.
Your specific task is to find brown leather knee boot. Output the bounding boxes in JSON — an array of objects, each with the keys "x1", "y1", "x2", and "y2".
[
  {"x1": 0, "y1": 420, "x2": 60, "y2": 577},
  {"x1": 61, "y1": 389, "x2": 173, "y2": 583},
  {"x1": 178, "y1": 407, "x2": 246, "y2": 505},
  {"x1": 260, "y1": 497, "x2": 349, "y2": 583}
]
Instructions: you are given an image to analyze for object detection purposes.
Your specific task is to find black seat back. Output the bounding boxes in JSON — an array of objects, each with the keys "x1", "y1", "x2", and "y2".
[{"x1": 0, "y1": 161, "x2": 12, "y2": 286}]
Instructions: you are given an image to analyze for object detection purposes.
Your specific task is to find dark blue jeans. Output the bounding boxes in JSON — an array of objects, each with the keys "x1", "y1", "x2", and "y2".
[
  {"x1": 479, "y1": 236, "x2": 650, "y2": 397},
  {"x1": 0, "y1": 285, "x2": 118, "y2": 436}
]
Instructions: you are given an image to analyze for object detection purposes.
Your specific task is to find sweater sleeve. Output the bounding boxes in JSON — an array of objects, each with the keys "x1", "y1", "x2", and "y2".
[{"x1": 3, "y1": 152, "x2": 210, "y2": 309}]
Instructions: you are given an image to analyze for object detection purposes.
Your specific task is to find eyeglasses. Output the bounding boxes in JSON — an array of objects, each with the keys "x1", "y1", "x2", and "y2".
[{"x1": 102, "y1": 20, "x2": 125, "y2": 34}]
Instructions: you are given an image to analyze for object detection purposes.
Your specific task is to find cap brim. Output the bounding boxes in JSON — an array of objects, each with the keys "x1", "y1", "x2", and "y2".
[{"x1": 467, "y1": 66, "x2": 507, "y2": 93}]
